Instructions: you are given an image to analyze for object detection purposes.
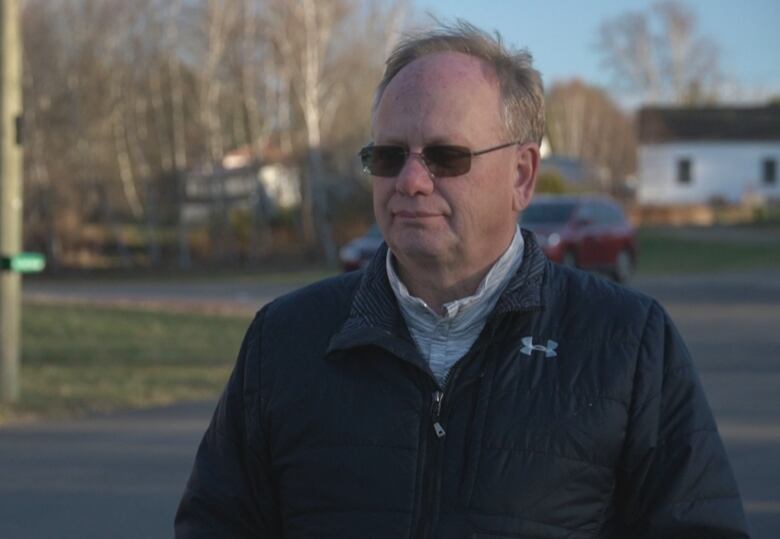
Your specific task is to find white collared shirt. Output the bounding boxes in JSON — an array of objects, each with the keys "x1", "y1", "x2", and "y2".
[{"x1": 386, "y1": 225, "x2": 525, "y2": 386}]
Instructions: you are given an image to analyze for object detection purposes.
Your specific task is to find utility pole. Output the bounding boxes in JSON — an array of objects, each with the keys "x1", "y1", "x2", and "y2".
[{"x1": 0, "y1": 0, "x2": 23, "y2": 404}]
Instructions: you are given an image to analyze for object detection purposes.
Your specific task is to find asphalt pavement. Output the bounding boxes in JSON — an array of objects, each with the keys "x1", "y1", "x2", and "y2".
[
  {"x1": 2, "y1": 270, "x2": 779, "y2": 538},
  {"x1": 22, "y1": 277, "x2": 298, "y2": 315},
  {"x1": 0, "y1": 402, "x2": 212, "y2": 539}
]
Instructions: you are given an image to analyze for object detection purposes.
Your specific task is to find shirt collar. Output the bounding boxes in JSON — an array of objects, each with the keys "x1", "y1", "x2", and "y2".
[
  {"x1": 325, "y1": 229, "x2": 547, "y2": 362},
  {"x1": 386, "y1": 224, "x2": 525, "y2": 321}
]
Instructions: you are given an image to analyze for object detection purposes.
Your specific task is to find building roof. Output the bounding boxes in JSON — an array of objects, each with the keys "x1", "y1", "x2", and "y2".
[{"x1": 638, "y1": 105, "x2": 780, "y2": 143}]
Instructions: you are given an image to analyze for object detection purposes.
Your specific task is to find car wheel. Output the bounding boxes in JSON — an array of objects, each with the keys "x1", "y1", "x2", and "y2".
[
  {"x1": 614, "y1": 249, "x2": 633, "y2": 283},
  {"x1": 562, "y1": 251, "x2": 577, "y2": 268}
]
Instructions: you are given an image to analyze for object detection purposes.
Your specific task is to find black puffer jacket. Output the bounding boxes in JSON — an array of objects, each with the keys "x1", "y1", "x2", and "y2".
[{"x1": 176, "y1": 232, "x2": 749, "y2": 538}]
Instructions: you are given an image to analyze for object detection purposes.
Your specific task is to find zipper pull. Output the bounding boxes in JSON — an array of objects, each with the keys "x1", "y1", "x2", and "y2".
[{"x1": 432, "y1": 390, "x2": 446, "y2": 438}]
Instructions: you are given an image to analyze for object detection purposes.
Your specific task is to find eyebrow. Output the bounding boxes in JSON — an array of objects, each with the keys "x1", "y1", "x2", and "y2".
[{"x1": 372, "y1": 135, "x2": 464, "y2": 147}]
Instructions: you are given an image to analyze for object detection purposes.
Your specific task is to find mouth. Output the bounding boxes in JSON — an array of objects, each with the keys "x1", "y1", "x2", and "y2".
[{"x1": 393, "y1": 210, "x2": 442, "y2": 219}]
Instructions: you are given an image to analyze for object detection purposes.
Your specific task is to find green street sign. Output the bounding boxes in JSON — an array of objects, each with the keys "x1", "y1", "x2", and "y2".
[{"x1": 1, "y1": 252, "x2": 46, "y2": 273}]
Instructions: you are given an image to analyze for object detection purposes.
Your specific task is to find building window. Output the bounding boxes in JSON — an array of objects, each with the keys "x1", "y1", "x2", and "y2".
[
  {"x1": 764, "y1": 159, "x2": 777, "y2": 186},
  {"x1": 677, "y1": 158, "x2": 692, "y2": 184}
]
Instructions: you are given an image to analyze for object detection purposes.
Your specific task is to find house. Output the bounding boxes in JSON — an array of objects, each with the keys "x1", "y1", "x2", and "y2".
[
  {"x1": 637, "y1": 105, "x2": 780, "y2": 205},
  {"x1": 181, "y1": 146, "x2": 301, "y2": 225}
]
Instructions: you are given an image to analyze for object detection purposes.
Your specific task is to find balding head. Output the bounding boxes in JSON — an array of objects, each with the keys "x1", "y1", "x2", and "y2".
[{"x1": 373, "y1": 20, "x2": 545, "y2": 144}]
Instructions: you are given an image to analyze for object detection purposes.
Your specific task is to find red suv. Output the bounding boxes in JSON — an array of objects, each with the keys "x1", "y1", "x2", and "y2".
[{"x1": 520, "y1": 195, "x2": 637, "y2": 282}]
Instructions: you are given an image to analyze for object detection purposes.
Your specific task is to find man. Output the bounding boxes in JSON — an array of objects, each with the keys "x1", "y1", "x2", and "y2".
[{"x1": 176, "y1": 22, "x2": 749, "y2": 538}]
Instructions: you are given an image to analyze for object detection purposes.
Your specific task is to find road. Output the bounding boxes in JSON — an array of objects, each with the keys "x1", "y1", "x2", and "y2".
[
  {"x1": 22, "y1": 277, "x2": 300, "y2": 315},
  {"x1": 2, "y1": 270, "x2": 779, "y2": 538},
  {"x1": 0, "y1": 402, "x2": 211, "y2": 539}
]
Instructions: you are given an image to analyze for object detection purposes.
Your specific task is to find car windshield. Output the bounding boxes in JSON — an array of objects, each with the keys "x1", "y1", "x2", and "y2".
[{"x1": 521, "y1": 202, "x2": 577, "y2": 224}]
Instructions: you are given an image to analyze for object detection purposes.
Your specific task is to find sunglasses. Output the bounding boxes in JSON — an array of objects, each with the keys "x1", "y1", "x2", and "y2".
[{"x1": 359, "y1": 141, "x2": 521, "y2": 178}]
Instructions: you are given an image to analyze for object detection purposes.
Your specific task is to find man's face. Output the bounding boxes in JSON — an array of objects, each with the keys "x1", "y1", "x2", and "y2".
[{"x1": 371, "y1": 52, "x2": 534, "y2": 272}]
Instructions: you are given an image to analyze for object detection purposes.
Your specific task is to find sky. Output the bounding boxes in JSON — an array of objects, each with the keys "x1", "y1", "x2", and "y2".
[{"x1": 414, "y1": 0, "x2": 780, "y2": 105}]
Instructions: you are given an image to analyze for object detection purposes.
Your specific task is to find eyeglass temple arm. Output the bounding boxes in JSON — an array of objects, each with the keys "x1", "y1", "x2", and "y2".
[{"x1": 471, "y1": 140, "x2": 523, "y2": 156}]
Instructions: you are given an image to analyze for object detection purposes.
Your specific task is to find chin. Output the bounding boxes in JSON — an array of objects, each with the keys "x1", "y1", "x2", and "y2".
[{"x1": 388, "y1": 234, "x2": 453, "y2": 265}]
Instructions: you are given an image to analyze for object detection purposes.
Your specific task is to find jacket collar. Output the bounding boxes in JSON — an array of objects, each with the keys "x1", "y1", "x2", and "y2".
[{"x1": 326, "y1": 228, "x2": 548, "y2": 359}]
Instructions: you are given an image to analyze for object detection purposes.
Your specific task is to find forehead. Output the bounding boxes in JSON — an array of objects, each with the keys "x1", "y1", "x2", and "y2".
[
  {"x1": 373, "y1": 52, "x2": 504, "y2": 141},
  {"x1": 389, "y1": 51, "x2": 498, "y2": 96}
]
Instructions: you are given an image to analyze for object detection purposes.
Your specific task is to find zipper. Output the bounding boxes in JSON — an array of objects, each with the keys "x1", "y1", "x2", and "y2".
[
  {"x1": 414, "y1": 356, "x2": 472, "y2": 539},
  {"x1": 415, "y1": 316, "x2": 507, "y2": 538},
  {"x1": 415, "y1": 391, "x2": 448, "y2": 539},
  {"x1": 432, "y1": 390, "x2": 446, "y2": 438},
  {"x1": 408, "y1": 311, "x2": 538, "y2": 538}
]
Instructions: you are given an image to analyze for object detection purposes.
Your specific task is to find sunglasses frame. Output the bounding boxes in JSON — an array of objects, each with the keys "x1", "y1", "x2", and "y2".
[{"x1": 359, "y1": 140, "x2": 522, "y2": 178}]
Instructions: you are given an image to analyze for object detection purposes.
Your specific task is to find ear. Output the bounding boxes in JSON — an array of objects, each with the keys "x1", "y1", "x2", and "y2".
[{"x1": 512, "y1": 143, "x2": 540, "y2": 212}]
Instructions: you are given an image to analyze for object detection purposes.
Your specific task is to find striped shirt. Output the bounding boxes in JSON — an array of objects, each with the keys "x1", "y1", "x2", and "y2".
[{"x1": 386, "y1": 225, "x2": 525, "y2": 386}]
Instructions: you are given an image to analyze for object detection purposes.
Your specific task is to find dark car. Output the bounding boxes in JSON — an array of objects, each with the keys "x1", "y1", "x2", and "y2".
[
  {"x1": 520, "y1": 195, "x2": 637, "y2": 282},
  {"x1": 339, "y1": 224, "x2": 385, "y2": 271}
]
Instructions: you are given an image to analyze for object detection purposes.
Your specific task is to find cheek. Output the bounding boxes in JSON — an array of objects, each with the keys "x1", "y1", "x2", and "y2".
[
  {"x1": 465, "y1": 174, "x2": 515, "y2": 231},
  {"x1": 372, "y1": 182, "x2": 391, "y2": 223}
]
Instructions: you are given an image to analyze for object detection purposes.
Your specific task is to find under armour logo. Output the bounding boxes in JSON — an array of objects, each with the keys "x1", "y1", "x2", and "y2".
[{"x1": 521, "y1": 337, "x2": 558, "y2": 358}]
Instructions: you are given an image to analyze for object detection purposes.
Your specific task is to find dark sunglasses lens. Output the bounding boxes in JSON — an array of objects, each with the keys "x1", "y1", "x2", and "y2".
[
  {"x1": 423, "y1": 146, "x2": 471, "y2": 177},
  {"x1": 361, "y1": 146, "x2": 406, "y2": 176}
]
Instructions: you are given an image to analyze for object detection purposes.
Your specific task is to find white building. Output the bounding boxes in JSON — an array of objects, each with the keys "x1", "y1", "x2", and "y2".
[
  {"x1": 181, "y1": 159, "x2": 300, "y2": 225},
  {"x1": 637, "y1": 106, "x2": 780, "y2": 204}
]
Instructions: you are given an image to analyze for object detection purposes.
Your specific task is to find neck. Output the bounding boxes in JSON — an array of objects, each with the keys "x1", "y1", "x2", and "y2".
[
  {"x1": 393, "y1": 230, "x2": 516, "y2": 315},
  {"x1": 396, "y1": 261, "x2": 491, "y2": 315}
]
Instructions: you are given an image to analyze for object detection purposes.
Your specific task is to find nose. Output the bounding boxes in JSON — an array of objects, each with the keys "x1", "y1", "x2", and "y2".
[{"x1": 395, "y1": 152, "x2": 434, "y2": 196}]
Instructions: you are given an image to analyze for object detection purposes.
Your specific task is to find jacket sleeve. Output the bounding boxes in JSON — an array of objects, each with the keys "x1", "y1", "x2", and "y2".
[
  {"x1": 614, "y1": 301, "x2": 750, "y2": 538},
  {"x1": 175, "y1": 307, "x2": 282, "y2": 538}
]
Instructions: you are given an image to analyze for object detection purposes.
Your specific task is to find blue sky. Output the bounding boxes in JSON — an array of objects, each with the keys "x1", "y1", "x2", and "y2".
[{"x1": 413, "y1": 0, "x2": 780, "y2": 104}]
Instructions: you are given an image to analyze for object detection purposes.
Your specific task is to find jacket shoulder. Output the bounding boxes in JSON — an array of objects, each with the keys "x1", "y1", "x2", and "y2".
[
  {"x1": 260, "y1": 270, "x2": 363, "y2": 335},
  {"x1": 267, "y1": 270, "x2": 361, "y2": 311},
  {"x1": 544, "y1": 263, "x2": 657, "y2": 342},
  {"x1": 253, "y1": 270, "x2": 362, "y2": 361}
]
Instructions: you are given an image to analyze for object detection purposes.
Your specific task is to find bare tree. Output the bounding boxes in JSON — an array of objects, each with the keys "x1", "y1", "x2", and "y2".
[
  {"x1": 597, "y1": 0, "x2": 721, "y2": 105},
  {"x1": 20, "y1": 0, "x2": 404, "y2": 268},
  {"x1": 23, "y1": 0, "x2": 137, "y2": 263},
  {"x1": 546, "y1": 80, "x2": 636, "y2": 193},
  {"x1": 263, "y1": 0, "x2": 345, "y2": 262},
  {"x1": 262, "y1": 0, "x2": 406, "y2": 262}
]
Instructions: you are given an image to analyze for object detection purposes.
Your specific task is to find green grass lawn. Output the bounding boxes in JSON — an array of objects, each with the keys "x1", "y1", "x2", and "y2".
[
  {"x1": 636, "y1": 228, "x2": 780, "y2": 275},
  {"x1": 28, "y1": 267, "x2": 337, "y2": 286},
  {"x1": 0, "y1": 303, "x2": 250, "y2": 424}
]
